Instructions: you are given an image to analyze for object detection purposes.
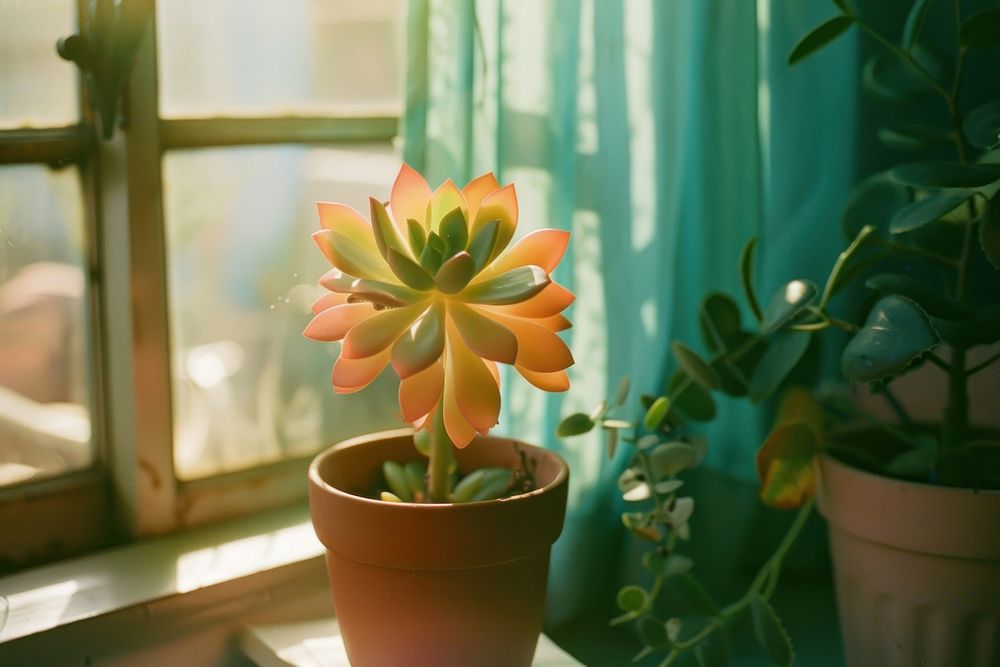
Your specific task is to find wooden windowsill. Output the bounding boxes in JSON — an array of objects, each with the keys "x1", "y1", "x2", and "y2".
[{"x1": 0, "y1": 502, "x2": 327, "y2": 663}]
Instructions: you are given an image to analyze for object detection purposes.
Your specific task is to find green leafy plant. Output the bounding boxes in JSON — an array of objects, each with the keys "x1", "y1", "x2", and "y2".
[{"x1": 559, "y1": 1, "x2": 1000, "y2": 664}]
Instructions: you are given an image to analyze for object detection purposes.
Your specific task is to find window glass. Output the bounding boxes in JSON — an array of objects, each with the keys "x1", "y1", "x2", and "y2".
[
  {"x1": 0, "y1": 0, "x2": 79, "y2": 129},
  {"x1": 0, "y1": 165, "x2": 94, "y2": 487},
  {"x1": 157, "y1": 0, "x2": 405, "y2": 119},
  {"x1": 163, "y1": 144, "x2": 404, "y2": 480}
]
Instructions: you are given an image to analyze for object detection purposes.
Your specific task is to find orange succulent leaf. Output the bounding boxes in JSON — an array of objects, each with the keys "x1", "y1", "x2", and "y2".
[
  {"x1": 305, "y1": 165, "x2": 575, "y2": 442},
  {"x1": 535, "y1": 313, "x2": 572, "y2": 332},
  {"x1": 517, "y1": 366, "x2": 570, "y2": 392},
  {"x1": 427, "y1": 179, "x2": 469, "y2": 234},
  {"x1": 389, "y1": 163, "x2": 432, "y2": 232},
  {"x1": 470, "y1": 184, "x2": 518, "y2": 260},
  {"x1": 485, "y1": 311, "x2": 574, "y2": 373},
  {"x1": 310, "y1": 291, "x2": 349, "y2": 314},
  {"x1": 487, "y1": 228, "x2": 571, "y2": 276},
  {"x1": 447, "y1": 320, "x2": 501, "y2": 434},
  {"x1": 316, "y1": 202, "x2": 378, "y2": 251},
  {"x1": 485, "y1": 282, "x2": 575, "y2": 318},
  {"x1": 462, "y1": 172, "x2": 502, "y2": 221},
  {"x1": 304, "y1": 303, "x2": 375, "y2": 342},
  {"x1": 332, "y1": 348, "x2": 392, "y2": 394},
  {"x1": 443, "y1": 360, "x2": 479, "y2": 447},
  {"x1": 399, "y1": 360, "x2": 444, "y2": 423},
  {"x1": 449, "y1": 302, "x2": 519, "y2": 365},
  {"x1": 341, "y1": 302, "x2": 428, "y2": 360},
  {"x1": 312, "y1": 229, "x2": 393, "y2": 281},
  {"x1": 756, "y1": 422, "x2": 819, "y2": 509}
]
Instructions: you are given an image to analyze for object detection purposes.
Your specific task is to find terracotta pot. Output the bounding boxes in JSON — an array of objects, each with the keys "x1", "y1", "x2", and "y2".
[
  {"x1": 816, "y1": 454, "x2": 1000, "y2": 666},
  {"x1": 308, "y1": 429, "x2": 569, "y2": 667}
]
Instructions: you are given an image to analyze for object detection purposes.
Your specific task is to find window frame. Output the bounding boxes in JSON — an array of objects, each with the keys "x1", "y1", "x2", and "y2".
[{"x1": 0, "y1": 0, "x2": 402, "y2": 567}]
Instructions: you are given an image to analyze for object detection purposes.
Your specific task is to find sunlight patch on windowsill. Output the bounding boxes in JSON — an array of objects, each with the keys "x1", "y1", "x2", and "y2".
[{"x1": 0, "y1": 503, "x2": 322, "y2": 646}]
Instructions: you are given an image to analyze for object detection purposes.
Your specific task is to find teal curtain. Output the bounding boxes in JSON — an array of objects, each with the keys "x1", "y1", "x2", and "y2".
[{"x1": 403, "y1": 0, "x2": 855, "y2": 661}]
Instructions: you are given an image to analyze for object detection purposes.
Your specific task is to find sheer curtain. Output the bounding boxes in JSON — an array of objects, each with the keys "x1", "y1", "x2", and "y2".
[{"x1": 402, "y1": 0, "x2": 855, "y2": 656}]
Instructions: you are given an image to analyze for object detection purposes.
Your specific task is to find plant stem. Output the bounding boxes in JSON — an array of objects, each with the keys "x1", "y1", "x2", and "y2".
[
  {"x1": 657, "y1": 501, "x2": 815, "y2": 665},
  {"x1": 966, "y1": 348, "x2": 1000, "y2": 376},
  {"x1": 942, "y1": 348, "x2": 969, "y2": 485},
  {"x1": 927, "y1": 352, "x2": 951, "y2": 371},
  {"x1": 876, "y1": 383, "x2": 917, "y2": 433},
  {"x1": 869, "y1": 239, "x2": 961, "y2": 267},
  {"x1": 854, "y1": 20, "x2": 952, "y2": 101},
  {"x1": 956, "y1": 217, "x2": 975, "y2": 299},
  {"x1": 428, "y1": 408, "x2": 452, "y2": 501},
  {"x1": 820, "y1": 225, "x2": 877, "y2": 309},
  {"x1": 935, "y1": 0, "x2": 972, "y2": 486}
]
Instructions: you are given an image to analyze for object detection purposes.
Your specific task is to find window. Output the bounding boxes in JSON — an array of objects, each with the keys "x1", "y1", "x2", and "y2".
[{"x1": 0, "y1": 0, "x2": 406, "y2": 572}]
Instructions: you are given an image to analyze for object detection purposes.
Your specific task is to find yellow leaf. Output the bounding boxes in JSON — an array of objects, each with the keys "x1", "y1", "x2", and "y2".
[
  {"x1": 775, "y1": 385, "x2": 824, "y2": 436},
  {"x1": 756, "y1": 423, "x2": 818, "y2": 509}
]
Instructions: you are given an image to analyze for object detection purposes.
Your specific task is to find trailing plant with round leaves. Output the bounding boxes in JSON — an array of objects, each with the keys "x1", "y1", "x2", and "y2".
[
  {"x1": 558, "y1": 382, "x2": 813, "y2": 666},
  {"x1": 306, "y1": 164, "x2": 574, "y2": 502},
  {"x1": 560, "y1": 1, "x2": 1000, "y2": 663}
]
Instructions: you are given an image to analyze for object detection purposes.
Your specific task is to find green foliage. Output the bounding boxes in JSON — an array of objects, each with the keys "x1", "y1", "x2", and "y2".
[
  {"x1": 660, "y1": 574, "x2": 719, "y2": 616},
  {"x1": 841, "y1": 173, "x2": 909, "y2": 238},
  {"x1": 460, "y1": 265, "x2": 549, "y2": 304},
  {"x1": 387, "y1": 248, "x2": 435, "y2": 290},
  {"x1": 668, "y1": 371, "x2": 717, "y2": 421},
  {"x1": 964, "y1": 100, "x2": 1000, "y2": 150},
  {"x1": 788, "y1": 16, "x2": 855, "y2": 65},
  {"x1": 760, "y1": 281, "x2": 818, "y2": 334},
  {"x1": 960, "y1": 8, "x2": 1000, "y2": 49},
  {"x1": 617, "y1": 585, "x2": 648, "y2": 613},
  {"x1": 862, "y1": 47, "x2": 947, "y2": 101},
  {"x1": 890, "y1": 190, "x2": 973, "y2": 233},
  {"x1": 556, "y1": 5, "x2": 1000, "y2": 663},
  {"x1": 449, "y1": 467, "x2": 515, "y2": 503},
  {"x1": 841, "y1": 295, "x2": 939, "y2": 382},
  {"x1": 890, "y1": 161, "x2": 1000, "y2": 188},
  {"x1": 699, "y1": 293, "x2": 743, "y2": 353},
  {"x1": 739, "y1": 237, "x2": 763, "y2": 322},
  {"x1": 982, "y1": 193, "x2": 1000, "y2": 267},
  {"x1": 556, "y1": 412, "x2": 595, "y2": 437},
  {"x1": 672, "y1": 342, "x2": 721, "y2": 390},
  {"x1": 902, "y1": 0, "x2": 931, "y2": 51},
  {"x1": 865, "y1": 274, "x2": 970, "y2": 320},
  {"x1": 695, "y1": 631, "x2": 731, "y2": 667},
  {"x1": 748, "y1": 331, "x2": 811, "y2": 403},
  {"x1": 382, "y1": 461, "x2": 413, "y2": 502},
  {"x1": 751, "y1": 594, "x2": 794, "y2": 667},
  {"x1": 643, "y1": 396, "x2": 671, "y2": 430}
]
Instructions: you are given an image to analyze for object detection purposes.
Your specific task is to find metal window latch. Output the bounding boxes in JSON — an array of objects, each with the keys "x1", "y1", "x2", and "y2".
[{"x1": 57, "y1": 0, "x2": 153, "y2": 140}]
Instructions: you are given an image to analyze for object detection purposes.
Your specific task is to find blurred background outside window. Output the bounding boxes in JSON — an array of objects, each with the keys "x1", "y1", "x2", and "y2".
[{"x1": 0, "y1": 0, "x2": 93, "y2": 488}]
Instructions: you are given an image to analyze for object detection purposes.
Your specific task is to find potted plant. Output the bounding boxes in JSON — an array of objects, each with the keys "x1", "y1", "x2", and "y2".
[
  {"x1": 304, "y1": 165, "x2": 575, "y2": 666},
  {"x1": 560, "y1": 3, "x2": 1000, "y2": 665}
]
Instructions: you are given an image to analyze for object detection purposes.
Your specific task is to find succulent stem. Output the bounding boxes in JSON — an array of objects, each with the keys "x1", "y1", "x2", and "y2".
[{"x1": 428, "y1": 408, "x2": 452, "y2": 502}]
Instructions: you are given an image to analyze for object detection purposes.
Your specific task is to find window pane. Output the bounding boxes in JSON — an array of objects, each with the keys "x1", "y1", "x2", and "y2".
[
  {"x1": 0, "y1": 165, "x2": 94, "y2": 487},
  {"x1": 0, "y1": 0, "x2": 79, "y2": 129},
  {"x1": 157, "y1": 0, "x2": 405, "y2": 119},
  {"x1": 164, "y1": 144, "x2": 403, "y2": 480}
]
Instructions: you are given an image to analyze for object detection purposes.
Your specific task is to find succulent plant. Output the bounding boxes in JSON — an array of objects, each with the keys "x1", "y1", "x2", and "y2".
[{"x1": 306, "y1": 165, "x2": 574, "y2": 501}]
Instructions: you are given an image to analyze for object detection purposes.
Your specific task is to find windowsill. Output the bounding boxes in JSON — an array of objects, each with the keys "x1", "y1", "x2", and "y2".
[
  {"x1": 0, "y1": 502, "x2": 325, "y2": 657},
  {"x1": 0, "y1": 502, "x2": 586, "y2": 666},
  {"x1": 241, "y1": 618, "x2": 583, "y2": 667}
]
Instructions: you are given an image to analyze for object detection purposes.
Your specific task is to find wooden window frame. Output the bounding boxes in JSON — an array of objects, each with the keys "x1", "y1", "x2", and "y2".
[{"x1": 0, "y1": 0, "x2": 401, "y2": 570}]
